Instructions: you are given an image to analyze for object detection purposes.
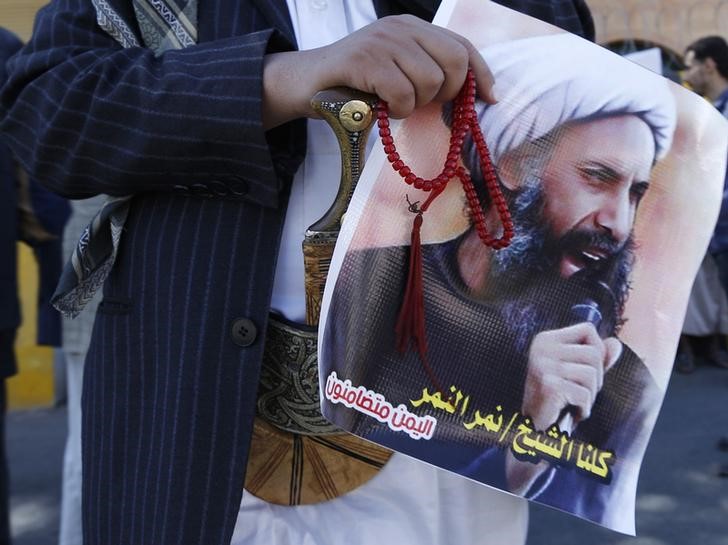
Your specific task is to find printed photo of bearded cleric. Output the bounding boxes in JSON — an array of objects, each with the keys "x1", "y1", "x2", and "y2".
[{"x1": 320, "y1": 30, "x2": 682, "y2": 533}]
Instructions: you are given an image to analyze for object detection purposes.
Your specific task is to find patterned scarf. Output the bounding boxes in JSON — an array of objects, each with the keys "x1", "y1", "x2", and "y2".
[{"x1": 52, "y1": 0, "x2": 198, "y2": 317}]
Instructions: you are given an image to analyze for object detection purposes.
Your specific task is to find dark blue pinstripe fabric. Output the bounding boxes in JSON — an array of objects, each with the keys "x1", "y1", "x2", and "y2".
[
  {"x1": 1, "y1": 0, "x2": 299, "y2": 205},
  {"x1": 0, "y1": 1, "x2": 592, "y2": 544},
  {"x1": 0, "y1": 29, "x2": 23, "y2": 338}
]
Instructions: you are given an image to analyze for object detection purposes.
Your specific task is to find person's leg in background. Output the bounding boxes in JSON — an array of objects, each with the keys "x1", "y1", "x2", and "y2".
[
  {"x1": 59, "y1": 350, "x2": 84, "y2": 545},
  {"x1": 711, "y1": 251, "x2": 728, "y2": 476},
  {"x1": 0, "y1": 382, "x2": 9, "y2": 545},
  {"x1": 675, "y1": 334, "x2": 697, "y2": 374},
  {"x1": 53, "y1": 350, "x2": 67, "y2": 408},
  {"x1": 0, "y1": 330, "x2": 15, "y2": 545},
  {"x1": 678, "y1": 253, "x2": 728, "y2": 372}
]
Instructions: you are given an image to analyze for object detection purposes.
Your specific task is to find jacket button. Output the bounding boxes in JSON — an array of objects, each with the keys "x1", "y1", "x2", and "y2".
[
  {"x1": 229, "y1": 178, "x2": 249, "y2": 197},
  {"x1": 190, "y1": 183, "x2": 213, "y2": 197},
  {"x1": 231, "y1": 318, "x2": 257, "y2": 347},
  {"x1": 208, "y1": 180, "x2": 229, "y2": 196}
]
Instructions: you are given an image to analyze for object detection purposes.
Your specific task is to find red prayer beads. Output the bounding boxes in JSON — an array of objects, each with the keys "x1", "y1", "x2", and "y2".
[{"x1": 376, "y1": 69, "x2": 514, "y2": 249}]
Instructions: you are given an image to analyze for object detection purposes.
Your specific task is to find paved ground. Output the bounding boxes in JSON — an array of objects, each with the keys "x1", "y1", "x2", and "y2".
[
  {"x1": 8, "y1": 407, "x2": 64, "y2": 545},
  {"x1": 6, "y1": 364, "x2": 728, "y2": 545}
]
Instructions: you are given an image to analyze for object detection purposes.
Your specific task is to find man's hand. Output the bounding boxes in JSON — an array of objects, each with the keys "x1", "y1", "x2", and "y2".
[
  {"x1": 262, "y1": 15, "x2": 496, "y2": 129},
  {"x1": 522, "y1": 323, "x2": 622, "y2": 432}
]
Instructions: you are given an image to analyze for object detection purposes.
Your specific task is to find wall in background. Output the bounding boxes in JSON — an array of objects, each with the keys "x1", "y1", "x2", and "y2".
[
  {"x1": 588, "y1": 0, "x2": 728, "y2": 52},
  {"x1": 0, "y1": 0, "x2": 48, "y2": 41}
]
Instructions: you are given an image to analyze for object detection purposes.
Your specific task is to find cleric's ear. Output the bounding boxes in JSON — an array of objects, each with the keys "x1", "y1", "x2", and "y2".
[{"x1": 495, "y1": 149, "x2": 541, "y2": 191}]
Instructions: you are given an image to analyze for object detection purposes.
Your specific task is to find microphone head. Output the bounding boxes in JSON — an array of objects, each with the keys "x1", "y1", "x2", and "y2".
[
  {"x1": 570, "y1": 299, "x2": 603, "y2": 328},
  {"x1": 565, "y1": 270, "x2": 618, "y2": 337}
]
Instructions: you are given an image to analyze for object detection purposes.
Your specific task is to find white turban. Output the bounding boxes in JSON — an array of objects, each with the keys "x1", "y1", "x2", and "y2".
[{"x1": 473, "y1": 33, "x2": 677, "y2": 164}]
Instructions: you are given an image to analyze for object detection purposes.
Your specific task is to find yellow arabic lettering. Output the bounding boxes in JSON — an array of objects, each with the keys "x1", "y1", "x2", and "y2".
[
  {"x1": 463, "y1": 410, "x2": 485, "y2": 431},
  {"x1": 511, "y1": 421, "x2": 538, "y2": 458},
  {"x1": 592, "y1": 451, "x2": 614, "y2": 479},
  {"x1": 460, "y1": 395, "x2": 470, "y2": 416},
  {"x1": 483, "y1": 406, "x2": 503, "y2": 433},
  {"x1": 576, "y1": 443, "x2": 598, "y2": 474},
  {"x1": 410, "y1": 387, "x2": 456, "y2": 413},
  {"x1": 531, "y1": 426, "x2": 569, "y2": 460},
  {"x1": 410, "y1": 388, "x2": 433, "y2": 408}
]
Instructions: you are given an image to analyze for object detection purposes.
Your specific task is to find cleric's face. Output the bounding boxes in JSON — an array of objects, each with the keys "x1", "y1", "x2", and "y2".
[
  {"x1": 488, "y1": 114, "x2": 658, "y2": 326},
  {"x1": 539, "y1": 115, "x2": 655, "y2": 280}
]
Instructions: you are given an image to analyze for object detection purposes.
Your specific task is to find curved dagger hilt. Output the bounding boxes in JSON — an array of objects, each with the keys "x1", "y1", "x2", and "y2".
[{"x1": 303, "y1": 88, "x2": 378, "y2": 326}]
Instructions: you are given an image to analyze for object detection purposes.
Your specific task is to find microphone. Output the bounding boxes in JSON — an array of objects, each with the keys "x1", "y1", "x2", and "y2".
[
  {"x1": 570, "y1": 298, "x2": 603, "y2": 329},
  {"x1": 565, "y1": 268, "x2": 617, "y2": 339}
]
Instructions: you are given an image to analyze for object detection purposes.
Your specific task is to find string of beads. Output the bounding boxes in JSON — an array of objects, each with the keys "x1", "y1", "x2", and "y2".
[{"x1": 375, "y1": 68, "x2": 514, "y2": 248}]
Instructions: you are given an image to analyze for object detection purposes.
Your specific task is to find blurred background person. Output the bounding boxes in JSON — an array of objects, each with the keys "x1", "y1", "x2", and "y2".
[
  {"x1": 28, "y1": 179, "x2": 71, "y2": 407},
  {"x1": 675, "y1": 256, "x2": 728, "y2": 373},
  {"x1": 682, "y1": 35, "x2": 728, "y2": 475},
  {"x1": 0, "y1": 26, "x2": 24, "y2": 545},
  {"x1": 675, "y1": 36, "x2": 728, "y2": 375},
  {"x1": 27, "y1": 180, "x2": 70, "y2": 350}
]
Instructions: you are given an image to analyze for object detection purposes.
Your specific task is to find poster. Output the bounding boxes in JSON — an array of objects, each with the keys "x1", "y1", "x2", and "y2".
[{"x1": 318, "y1": 0, "x2": 728, "y2": 534}]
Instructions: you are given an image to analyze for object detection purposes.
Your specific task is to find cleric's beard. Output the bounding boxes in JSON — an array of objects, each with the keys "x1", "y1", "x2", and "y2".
[
  {"x1": 485, "y1": 178, "x2": 635, "y2": 341},
  {"x1": 489, "y1": 178, "x2": 550, "y2": 283}
]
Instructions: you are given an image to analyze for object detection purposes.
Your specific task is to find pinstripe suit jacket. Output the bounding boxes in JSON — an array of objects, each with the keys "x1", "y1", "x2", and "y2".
[{"x1": 0, "y1": 1, "x2": 592, "y2": 544}]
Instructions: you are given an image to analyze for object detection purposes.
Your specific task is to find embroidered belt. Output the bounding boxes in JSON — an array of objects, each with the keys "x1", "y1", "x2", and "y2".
[
  {"x1": 245, "y1": 313, "x2": 392, "y2": 505},
  {"x1": 257, "y1": 315, "x2": 338, "y2": 435}
]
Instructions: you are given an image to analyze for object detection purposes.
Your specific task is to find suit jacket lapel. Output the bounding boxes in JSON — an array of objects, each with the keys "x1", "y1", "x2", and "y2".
[{"x1": 250, "y1": 0, "x2": 296, "y2": 46}]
